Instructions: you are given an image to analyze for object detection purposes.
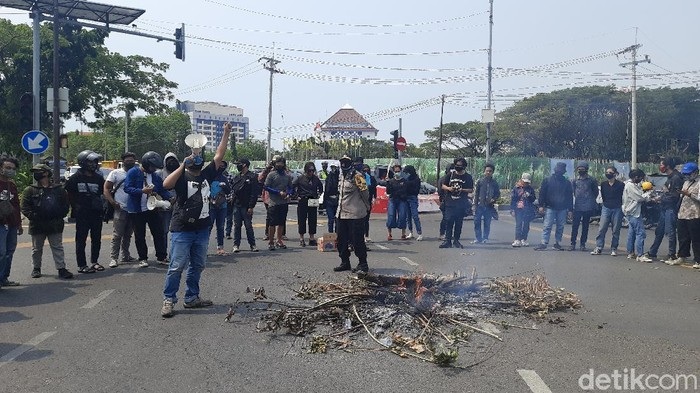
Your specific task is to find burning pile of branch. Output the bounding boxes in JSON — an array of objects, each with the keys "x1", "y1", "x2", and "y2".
[{"x1": 227, "y1": 270, "x2": 581, "y2": 368}]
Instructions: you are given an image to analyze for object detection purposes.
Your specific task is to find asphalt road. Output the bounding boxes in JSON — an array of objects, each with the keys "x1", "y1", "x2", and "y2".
[{"x1": 1, "y1": 207, "x2": 699, "y2": 393}]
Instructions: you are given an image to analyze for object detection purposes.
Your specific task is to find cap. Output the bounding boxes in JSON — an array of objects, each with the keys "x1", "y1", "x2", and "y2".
[
  {"x1": 31, "y1": 163, "x2": 52, "y2": 172},
  {"x1": 681, "y1": 162, "x2": 699, "y2": 175},
  {"x1": 234, "y1": 158, "x2": 251, "y2": 167},
  {"x1": 576, "y1": 161, "x2": 590, "y2": 170},
  {"x1": 272, "y1": 155, "x2": 281, "y2": 162},
  {"x1": 521, "y1": 173, "x2": 532, "y2": 183},
  {"x1": 339, "y1": 154, "x2": 352, "y2": 164},
  {"x1": 274, "y1": 156, "x2": 286, "y2": 164}
]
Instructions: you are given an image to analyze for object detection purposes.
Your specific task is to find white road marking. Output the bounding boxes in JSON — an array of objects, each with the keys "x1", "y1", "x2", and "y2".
[
  {"x1": 375, "y1": 244, "x2": 389, "y2": 250},
  {"x1": 0, "y1": 331, "x2": 56, "y2": 368},
  {"x1": 81, "y1": 289, "x2": 115, "y2": 309},
  {"x1": 398, "y1": 256, "x2": 419, "y2": 266},
  {"x1": 517, "y1": 369, "x2": 553, "y2": 393}
]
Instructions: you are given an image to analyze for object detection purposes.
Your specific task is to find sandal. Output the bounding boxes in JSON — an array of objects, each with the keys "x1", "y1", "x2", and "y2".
[
  {"x1": 387, "y1": 234, "x2": 393, "y2": 241},
  {"x1": 78, "y1": 266, "x2": 96, "y2": 274},
  {"x1": 91, "y1": 263, "x2": 105, "y2": 271},
  {"x1": 276, "y1": 242, "x2": 287, "y2": 249},
  {"x1": 300, "y1": 239, "x2": 306, "y2": 247}
]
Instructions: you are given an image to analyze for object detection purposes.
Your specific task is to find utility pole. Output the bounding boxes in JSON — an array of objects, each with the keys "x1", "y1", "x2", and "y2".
[
  {"x1": 260, "y1": 56, "x2": 283, "y2": 163},
  {"x1": 437, "y1": 95, "x2": 445, "y2": 187},
  {"x1": 618, "y1": 36, "x2": 650, "y2": 169},
  {"x1": 485, "y1": 0, "x2": 494, "y2": 162}
]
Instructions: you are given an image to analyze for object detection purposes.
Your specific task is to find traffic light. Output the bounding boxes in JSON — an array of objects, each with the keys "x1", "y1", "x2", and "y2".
[
  {"x1": 174, "y1": 25, "x2": 185, "y2": 61},
  {"x1": 390, "y1": 130, "x2": 399, "y2": 159},
  {"x1": 19, "y1": 92, "x2": 33, "y2": 132}
]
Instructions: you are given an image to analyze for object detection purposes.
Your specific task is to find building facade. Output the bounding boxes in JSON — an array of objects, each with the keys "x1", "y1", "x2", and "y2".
[
  {"x1": 315, "y1": 104, "x2": 378, "y2": 140},
  {"x1": 177, "y1": 101, "x2": 249, "y2": 151}
]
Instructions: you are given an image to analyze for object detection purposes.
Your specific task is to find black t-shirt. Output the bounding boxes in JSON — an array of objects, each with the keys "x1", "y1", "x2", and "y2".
[
  {"x1": 170, "y1": 162, "x2": 217, "y2": 232},
  {"x1": 65, "y1": 170, "x2": 105, "y2": 218},
  {"x1": 442, "y1": 172, "x2": 474, "y2": 207}
]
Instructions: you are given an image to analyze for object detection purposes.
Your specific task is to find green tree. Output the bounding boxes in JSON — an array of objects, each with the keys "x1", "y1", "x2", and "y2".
[
  {"x1": 236, "y1": 138, "x2": 267, "y2": 161},
  {"x1": 0, "y1": 19, "x2": 177, "y2": 158}
]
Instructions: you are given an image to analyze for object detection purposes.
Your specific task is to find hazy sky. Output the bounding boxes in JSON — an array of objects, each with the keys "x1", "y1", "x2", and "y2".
[{"x1": 2, "y1": 1, "x2": 699, "y2": 149}]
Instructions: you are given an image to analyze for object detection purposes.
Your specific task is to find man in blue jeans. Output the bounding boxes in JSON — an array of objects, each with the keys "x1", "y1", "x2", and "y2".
[
  {"x1": 535, "y1": 162, "x2": 573, "y2": 251},
  {"x1": 645, "y1": 157, "x2": 684, "y2": 262},
  {"x1": 569, "y1": 161, "x2": 599, "y2": 251},
  {"x1": 160, "y1": 122, "x2": 231, "y2": 318},
  {"x1": 473, "y1": 163, "x2": 500, "y2": 244},
  {"x1": 591, "y1": 166, "x2": 625, "y2": 256},
  {"x1": 623, "y1": 169, "x2": 653, "y2": 262}
]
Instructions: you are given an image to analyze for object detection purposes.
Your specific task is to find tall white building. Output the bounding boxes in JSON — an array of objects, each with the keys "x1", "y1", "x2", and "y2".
[{"x1": 177, "y1": 101, "x2": 249, "y2": 151}]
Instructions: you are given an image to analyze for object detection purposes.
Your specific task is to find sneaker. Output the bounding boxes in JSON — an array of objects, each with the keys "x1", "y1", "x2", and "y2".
[
  {"x1": 590, "y1": 247, "x2": 602, "y2": 255},
  {"x1": 665, "y1": 256, "x2": 684, "y2": 266},
  {"x1": 692, "y1": 263, "x2": 700, "y2": 269},
  {"x1": 405, "y1": 232, "x2": 413, "y2": 240},
  {"x1": 627, "y1": 253, "x2": 637, "y2": 259},
  {"x1": 364, "y1": 237, "x2": 372, "y2": 243},
  {"x1": 120, "y1": 256, "x2": 137, "y2": 263},
  {"x1": 138, "y1": 260, "x2": 149, "y2": 268},
  {"x1": 183, "y1": 297, "x2": 213, "y2": 308},
  {"x1": 232, "y1": 245, "x2": 240, "y2": 253},
  {"x1": 282, "y1": 236, "x2": 289, "y2": 241},
  {"x1": 157, "y1": 259, "x2": 169, "y2": 266},
  {"x1": 333, "y1": 264, "x2": 351, "y2": 272},
  {"x1": 268, "y1": 244, "x2": 276, "y2": 251},
  {"x1": 520, "y1": 241, "x2": 529, "y2": 247},
  {"x1": 552, "y1": 243, "x2": 563, "y2": 251},
  {"x1": 161, "y1": 299, "x2": 174, "y2": 318},
  {"x1": 262, "y1": 235, "x2": 269, "y2": 241},
  {"x1": 662, "y1": 255, "x2": 678, "y2": 264},
  {"x1": 643, "y1": 252, "x2": 657, "y2": 259},
  {"x1": 579, "y1": 245, "x2": 588, "y2": 252},
  {"x1": 31, "y1": 269, "x2": 42, "y2": 278},
  {"x1": 216, "y1": 247, "x2": 228, "y2": 256},
  {"x1": 481, "y1": 239, "x2": 488, "y2": 244},
  {"x1": 636, "y1": 255, "x2": 653, "y2": 263},
  {"x1": 512, "y1": 240, "x2": 521, "y2": 247},
  {"x1": 0, "y1": 280, "x2": 20, "y2": 286},
  {"x1": 308, "y1": 239, "x2": 317, "y2": 247},
  {"x1": 439, "y1": 241, "x2": 452, "y2": 249},
  {"x1": 416, "y1": 234, "x2": 423, "y2": 241},
  {"x1": 534, "y1": 244, "x2": 547, "y2": 251},
  {"x1": 471, "y1": 239, "x2": 481, "y2": 244},
  {"x1": 439, "y1": 234, "x2": 445, "y2": 241},
  {"x1": 250, "y1": 245, "x2": 259, "y2": 252},
  {"x1": 226, "y1": 234, "x2": 232, "y2": 240},
  {"x1": 109, "y1": 259, "x2": 119, "y2": 268},
  {"x1": 58, "y1": 268, "x2": 73, "y2": 279},
  {"x1": 567, "y1": 244, "x2": 576, "y2": 251},
  {"x1": 610, "y1": 249, "x2": 617, "y2": 257},
  {"x1": 452, "y1": 240, "x2": 464, "y2": 249}
]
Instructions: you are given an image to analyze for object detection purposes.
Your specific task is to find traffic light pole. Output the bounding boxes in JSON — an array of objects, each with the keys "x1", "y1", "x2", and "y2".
[
  {"x1": 32, "y1": 9, "x2": 40, "y2": 165},
  {"x1": 51, "y1": 0, "x2": 61, "y2": 183}
]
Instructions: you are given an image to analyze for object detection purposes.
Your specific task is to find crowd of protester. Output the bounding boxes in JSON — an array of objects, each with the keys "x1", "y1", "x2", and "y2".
[{"x1": 1, "y1": 138, "x2": 698, "y2": 316}]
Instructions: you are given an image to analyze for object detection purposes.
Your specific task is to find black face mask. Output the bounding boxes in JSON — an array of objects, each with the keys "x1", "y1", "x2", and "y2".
[
  {"x1": 165, "y1": 161, "x2": 179, "y2": 172},
  {"x1": 33, "y1": 172, "x2": 48, "y2": 182},
  {"x1": 454, "y1": 166, "x2": 464, "y2": 172},
  {"x1": 578, "y1": 170, "x2": 587, "y2": 176},
  {"x1": 236, "y1": 164, "x2": 245, "y2": 172},
  {"x1": 605, "y1": 173, "x2": 615, "y2": 180}
]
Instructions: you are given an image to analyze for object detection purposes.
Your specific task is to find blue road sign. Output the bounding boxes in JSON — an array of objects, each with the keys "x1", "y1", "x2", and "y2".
[{"x1": 21, "y1": 130, "x2": 50, "y2": 155}]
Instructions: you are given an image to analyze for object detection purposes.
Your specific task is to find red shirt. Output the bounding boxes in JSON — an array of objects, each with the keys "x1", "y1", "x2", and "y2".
[{"x1": 0, "y1": 179, "x2": 21, "y2": 228}]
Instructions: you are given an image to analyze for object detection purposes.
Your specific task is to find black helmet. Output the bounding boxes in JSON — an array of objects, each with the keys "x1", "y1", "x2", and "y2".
[
  {"x1": 141, "y1": 151, "x2": 163, "y2": 171},
  {"x1": 77, "y1": 150, "x2": 102, "y2": 170}
]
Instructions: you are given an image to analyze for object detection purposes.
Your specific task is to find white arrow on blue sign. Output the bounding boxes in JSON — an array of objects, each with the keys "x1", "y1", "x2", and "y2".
[{"x1": 21, "y1": 130, "x2": 50, "y2": 155}]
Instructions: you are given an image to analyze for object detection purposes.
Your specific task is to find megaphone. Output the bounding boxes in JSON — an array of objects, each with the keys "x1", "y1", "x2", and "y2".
[
  {"x1": 147, "y1": 195, "x2": 172, "y2": 211},
  {"x1": 185, "y1": 133, "x2": 208, "y2": 155}
]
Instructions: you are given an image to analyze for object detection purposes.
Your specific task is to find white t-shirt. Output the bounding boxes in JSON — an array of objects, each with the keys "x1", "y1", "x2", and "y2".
[{"x1": 106, "y1": 169, "x2": 129, "y2": 208}]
